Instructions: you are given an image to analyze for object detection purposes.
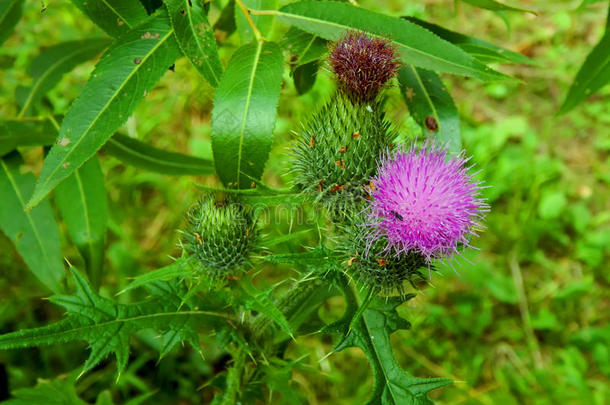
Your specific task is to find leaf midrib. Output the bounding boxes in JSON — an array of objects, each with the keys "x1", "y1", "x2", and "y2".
[
  {"x1": 32, "y1": 28, "x2": 174, "y2": 207},
  {"x1": 100, "y1": 0, "x2": 136, "y2": 29},
  {"x1": 263, "y1": 6, "x2": 495, "y2": 79},
  {"x1": 0, "y1": 159, "x2": 59, "y2": 290},
  {"x1": 236, "y1": 41, "x2": 264, "y2": 186},
  {"x1": 409, "y1": 66, "x2": 441, "y2": 131}
]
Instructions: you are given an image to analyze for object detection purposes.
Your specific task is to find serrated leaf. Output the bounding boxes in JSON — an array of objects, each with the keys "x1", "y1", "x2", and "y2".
[
  {"x1": 239, "y1": 276, "x2": 293, "y2": 338},
  {"x1": 261, "y1": 1, "x2": 507, "y2": 81},
  {"x1": 559, "y1": 29, "x2": 610, "y2": 114},
  {"x1": 0, "y1": 118, "x2": 57, "y2": 157},
  {"x1": 459, "y1": 0, "x2": 533, "y2": 13},
  {"x1": 164, "y1": 0, "x2": 223, "y2": 87},
  {"x1": 0, "y1": 267, "x2": 231, "y2": 376},
  {"x1": 55, "y1": 156, "x2": 107, "y2": 289},
  {"x1": 0, "y1": 0, "x2": 23, "y2": 46},
  {"x1": 0, "y1": 152, "x2": 65, "y2": 293},
  {"x1": 18, "y1": 39, "x2": 111, "y2": 117},
  {"x1": 105, "y1": 133, "x2": 214, "y2": 175},
  {"x1": 397, "y1": 66, "x2": 461, "y2": 152},
  {"x1": 3, "y1": 375, "x2": 87, "y2": 405},
  {"x1": 26, "y1": 12, "x2": 181, "y2": 209},
  {"x1": 334, "y1": 296, "x2": 452, "y2": 404},
  {"x1": 69, "y1": 0, "x2": 149, "y2": 37},
  {"x1": 235, "y1": 0, "x2": 278, "y2": 42},
  {"x1": 211, "y1": 40, "x2": 283, "y2": 188},
  {"x1": 402, "y1": 16, "x2": 533, "y2": 65}
]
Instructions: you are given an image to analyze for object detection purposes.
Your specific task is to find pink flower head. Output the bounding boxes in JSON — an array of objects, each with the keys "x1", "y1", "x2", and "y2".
[{"x1": 366, "y1": 144, "x2": 487, "y2": 262}]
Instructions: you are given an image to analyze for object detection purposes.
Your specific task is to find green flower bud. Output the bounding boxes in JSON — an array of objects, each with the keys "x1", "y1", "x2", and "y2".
[
  {"x1": 292, "y1": 93, "x2": 394, "y2": 216},
  {"x1": 181, "y1": 194, "x2": 258, "y2": 282}
]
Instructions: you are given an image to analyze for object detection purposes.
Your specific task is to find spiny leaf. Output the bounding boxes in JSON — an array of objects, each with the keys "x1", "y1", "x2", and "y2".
[
  {"x1": 55, "y1": 156, "x2": 107, "y2": 289},
  {"x1": 397, "y1": 66, "x2": 461, "y2": 153},
  {"x1": 105, "y1": 133, "x2": 215, "y2": 175},
  {"x1": 26, "y1": 11, "x2": 181, "y2": 209},
  {"x1": 0, "y1": 152, "x2": 65, "y2": 293},
  {"x1": 0, "y1": 0, "x2": 24, "y2": 46},
  {"x1": 402, "y1": 16, "x2": 533, "y2": 65},
  {"x1": 333, "y1": 296, "x2": 452, "y2": 404},
  {"x1": 19, "y1": 38, "x2": 111, "y2": 117},
  {"x1": 120, "y1": 257, "x2": 193, "y2": 293},
  {"x1": 559, "y1": 28, "x2": 610, "y2": 114},
  {"x1": 69, "y1": 0, "x2": 149, "y2": 37},
  {"x1": 164, "y1": 0, "x2": 223, "y2": 87},
  {"x1": 211, "y1": 40, "x2": 284, "y2": 188},
  {"x1": 2, "y1": 374, "x2": 87, "y2": 405},
  {"x1": 0, "y1": 267, "x2": 231, "y2": 377},
  {"x1": 235, "y1": 0, "x2": 278, "y2": 42},
  {"x1": 260, "y1": 1, "x2": 507, "y2": 81}
]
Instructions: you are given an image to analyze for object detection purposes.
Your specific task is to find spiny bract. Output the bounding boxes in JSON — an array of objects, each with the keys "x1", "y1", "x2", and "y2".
[
  {"x1": 181, "y1": 194, "x2": 258, "y2": 281},
  {"x1": 366, "y1": 144, "x2": 488, "y2": 262},
  {"x1": 293, "y1": 93, "x2": 394, "y2": 215}
]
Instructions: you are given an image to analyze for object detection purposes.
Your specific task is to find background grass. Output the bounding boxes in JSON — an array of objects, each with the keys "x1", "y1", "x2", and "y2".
[{"x1": 1, "y1": 0, "x2": 609, "y2": 404}]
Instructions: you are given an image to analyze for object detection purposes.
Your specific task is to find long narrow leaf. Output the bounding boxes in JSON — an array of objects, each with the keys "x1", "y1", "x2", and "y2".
[
  {"x1": 0, "y1": 0, "x2": 23, "y2": 46},
  {"x1": 69, "y1": 0, "x2": 148, "y2": 37},
  {"x1": 0, "y1": 152, "x2": 65, "y2": 293},
  {"x1": 0, "y1": 118, "x2": 57, "y2": 157},
  {"x1": 27, "y1": 12, "x2": 181, "y2": 210},
  {"x1": 164, "y1": 0, "x2": 223, "y2": 87},
  {"x1": 19, "y1": 38, "x2": 111, "y2": 117},
  {"x1": 211, "y1": 41, "x2": 284, "y2": 188},
  {"x1": 55, "y1": 156, "x2": 107, "y2": 289},
  {"x1": 259, "y1": 1, "x2": 507, "y2": 81},
  {"x1": 397, "y1": 66, "x2": 461, "y2": 152}
]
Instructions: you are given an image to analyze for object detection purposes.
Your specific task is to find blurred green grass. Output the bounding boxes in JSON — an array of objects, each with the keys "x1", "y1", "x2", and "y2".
[{"x1": 1, "y1": 0, "x2": 609, "y2": 404}]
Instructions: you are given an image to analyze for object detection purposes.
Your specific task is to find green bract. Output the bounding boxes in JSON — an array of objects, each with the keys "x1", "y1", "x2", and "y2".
[
  {"x1": 293, "y1": 93, "x2": 394, "y2": 215},
  {"x1": 182, "y1": 194, "x2": 258, "y2": 281}
]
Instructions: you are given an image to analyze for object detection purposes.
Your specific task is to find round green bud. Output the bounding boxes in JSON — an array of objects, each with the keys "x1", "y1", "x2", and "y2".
[
  {"x1": 292, "y1": 93, "x2": 394, "y2": 217},
  {"x1": 181, "y1": 194, "x2": 258, "y2": 281}
]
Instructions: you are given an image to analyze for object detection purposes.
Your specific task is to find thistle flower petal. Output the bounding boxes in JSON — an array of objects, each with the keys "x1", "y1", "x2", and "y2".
[{"x1": 366, "y1": 144, "x2": 488, "y2": 262}]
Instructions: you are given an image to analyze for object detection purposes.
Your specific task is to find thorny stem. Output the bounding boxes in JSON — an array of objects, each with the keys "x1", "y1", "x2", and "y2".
[
  {"x1": 235, "y1": 0, "x2": 264, "y2": 41},
  {"x1": 220, "y1": 347, "x2": 247, "y2": 405}
]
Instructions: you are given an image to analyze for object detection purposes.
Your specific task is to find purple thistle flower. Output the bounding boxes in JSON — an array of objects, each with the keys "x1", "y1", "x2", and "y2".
[
  {"x1": 366, "y1": 144, "x2": 488, "y2": 262},
  {"x1": 329, "y1": 31, "x2": 401, "y2": 102}
]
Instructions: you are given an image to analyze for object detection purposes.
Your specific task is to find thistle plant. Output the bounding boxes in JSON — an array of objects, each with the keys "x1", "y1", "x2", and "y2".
[{"x1": 0, "y1": 0, "x2": 538, "y2": 403}]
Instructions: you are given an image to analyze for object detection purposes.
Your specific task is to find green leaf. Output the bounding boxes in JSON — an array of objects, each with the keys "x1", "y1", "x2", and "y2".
[
  {"x1": 69, "y1": 0, "x2": 149, "y2": 37},
  {"x1": 3, "y1": 375, "x2": 87, "y2": 405},
  {"x1": 120, "y1": 257, "x2": 193, "y2": 293},
  {"x1": 211, "y1": 40, "x2": 284, "y2": 188},
  {"x1": 281, "y1": 27, "x2": 327, "y2": 68},
  {"x1": 105, "y1": 133, "x2": 215, "y2": 175},
  {"x1": 263, "y1": 245, "x2": 340, "y2": 273},
  {"x1": 19, "y1": 39, "x2": 111, "y2": 118},
  {"x1": 55, "y1": 156, "x2": 107, "y2": 289},
  {"x1": 213, "y1": 0, "x2": 237, "y2": 37},
  {"x1": 0, "y1": 153, "x2": 65, "y2": 293},
  {"x1": 334, "y1": 296, "x2": 452, "y2": 404},
  {"x1": 164, "y1": 0, "x2": 223, "y2": 87},
  {"x1": 402, "y1": 16, "x2": 533, "y2": 65},
  {"x1": 239, "y1": 275, "x2": 294, "y2": 338},
  {"x1": 235, "y1": 0, "x2": 278, "y2": 42},
  {"x1": 459, "y1": 0, "x2": 533, "y2": 13},
  {"x1": 559, "y1": 30, "x2": 610, "y2": 114},
  {"x1": 0, "y1": 118, "x2": 57, "y2": 157},
  {"x1": 0, "y1": 0, "x2": 23, "y2": 46},
  {"x1": 262, "y1": 1, "x2": 507, "y2": 81},
  {"x1": 0, "y1": 267, "x2": 231, "y2": 376},
  {"x1": 397, "y1": 66, "x2": 461, "y2": 152},
  {"x1": 26, "y1": 12, "x2": 181, "y2": 210}
]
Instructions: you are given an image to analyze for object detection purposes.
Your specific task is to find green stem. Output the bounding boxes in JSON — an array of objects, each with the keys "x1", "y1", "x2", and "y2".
[{"x1": 220, "y1": 347, "x2": 246, "y2": 405}]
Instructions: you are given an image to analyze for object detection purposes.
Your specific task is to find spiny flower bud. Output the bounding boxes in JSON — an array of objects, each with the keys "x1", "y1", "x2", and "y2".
[
  {"x1": 181, "y1": 193, "x2": 258, "y2": 282},
  {"x1": 292, "y1": 93, "x2": 394, "y2": 216},
  {"x1": 329, "y1": 31, "x2": 401, "y2": 103},
  {"x1": 366, "y1": 144, "x2": 488, "y2": 262}
]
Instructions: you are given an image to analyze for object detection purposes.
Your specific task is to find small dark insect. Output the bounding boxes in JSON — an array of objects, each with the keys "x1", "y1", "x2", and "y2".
[
  {"x1": 133, "y1": 57, "x2": 142, "y2": 65},
  {"x1": 180, "y1": 8, "x2": 186, "y2": 14},
  {"x1": 168, "y1": 63, "x2": 176, "y2": 72},
  {"x1": 425, "y1": 115, "x2": 439, "y2": 132},
  {"x1": 390, "y1": 210, "x2": 403, "y2": 221}
]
